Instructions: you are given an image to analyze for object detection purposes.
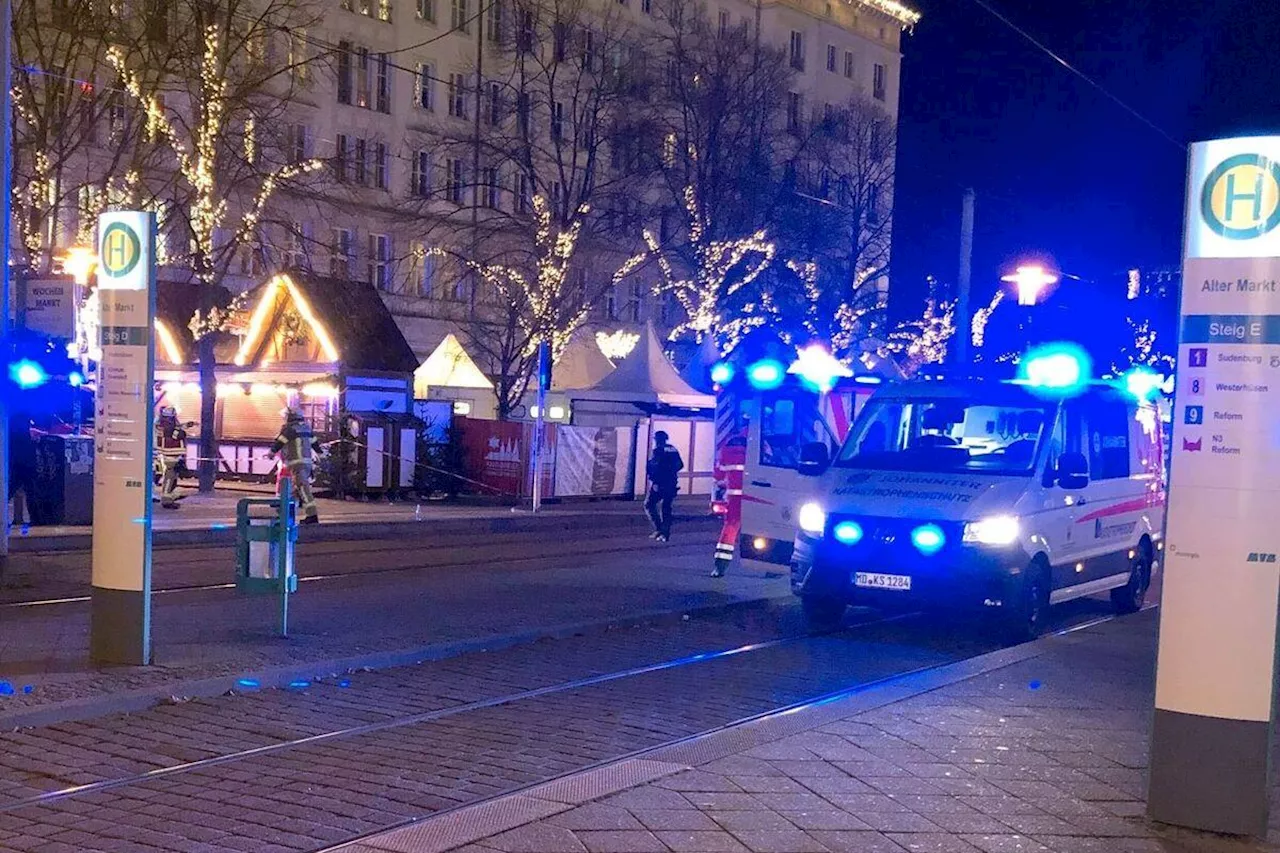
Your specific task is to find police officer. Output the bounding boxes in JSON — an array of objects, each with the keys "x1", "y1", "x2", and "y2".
[
  {"x1": 155, "y1": 406, "x2": 188, "y2": 509},
  {"x1": 644, "y1": 430, "x2": 683, "y2": 542},
  {"x1": 271, "y1": 409, "x2": 324, "y2": 524},
  {"x1": 711, "y1": 435, "x2": 747, "y2": 577}
]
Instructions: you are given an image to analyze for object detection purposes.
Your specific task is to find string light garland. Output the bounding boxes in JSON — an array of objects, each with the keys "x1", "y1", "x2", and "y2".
[
  {"x1": 595, "y1": 330, "x2": 640, "y2": 360},
  {"x1": 880, "y1": 298, "x2": 955, "y2": 375},
  {"x1": 640, "y1": 182, "x2": 776, "y2": 347},
  {"x1": 785, "y1": 259, "x2": 884, "y2": 356}
]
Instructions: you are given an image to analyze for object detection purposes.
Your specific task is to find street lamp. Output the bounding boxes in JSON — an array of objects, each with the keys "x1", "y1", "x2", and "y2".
[
  {"x1": 1001, "y1": 264, "x2": 1059, "y2": 306},
  {"x1": 59, "y1": 246, "x2": 98, "y2": 431},
  {"x1": 61, "y1": 245, "x2": 97, "y2": 287}
]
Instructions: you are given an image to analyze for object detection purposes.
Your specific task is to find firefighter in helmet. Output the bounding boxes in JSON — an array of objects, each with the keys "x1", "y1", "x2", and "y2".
[
  {"x1": 270, "y1": 408, "x2": 324, "y2": 524},
  {"x1": 155, "y1": 405, "x2": 189, "y2": 509},
  {"x1": 711, "y1": 434, "x2": 747, "y2": 577}
]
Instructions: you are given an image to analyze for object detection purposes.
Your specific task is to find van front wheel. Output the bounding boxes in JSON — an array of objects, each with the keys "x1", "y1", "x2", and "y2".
[
  {"x1": 801, "y1": 596, "x2": 846, "y2": 630},
  {"x1": 1111, "y1": 547, "x2": 1152, "y2": 614},
  {"x1": 1003, "y1": 562, "x2": 1050, "y2": 644}
]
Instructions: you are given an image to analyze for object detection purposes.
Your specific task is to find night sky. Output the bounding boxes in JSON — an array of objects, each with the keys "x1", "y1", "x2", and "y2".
[{"x1": 890, "y1": 0, "x2": 1280, "y2": 310}]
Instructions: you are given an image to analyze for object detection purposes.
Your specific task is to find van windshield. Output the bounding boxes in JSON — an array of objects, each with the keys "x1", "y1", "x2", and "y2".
[{"x1": 835, "y1": 394, "x2": 1055, "y2": 475}]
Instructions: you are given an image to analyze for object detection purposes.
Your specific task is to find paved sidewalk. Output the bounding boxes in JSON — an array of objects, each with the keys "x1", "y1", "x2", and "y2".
[
  {"x1": 340, "y1": 609, "x2": 1278, "y2": 853},
  {"x1": 11, "y1": 489, "x2": 711, "y2": 550}
]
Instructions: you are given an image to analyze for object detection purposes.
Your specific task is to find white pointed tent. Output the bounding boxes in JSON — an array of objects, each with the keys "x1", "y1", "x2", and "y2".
[
  {"x1": 579, "y1": 322, "x2": 713, "y2": 409},
  {"x1": 414, "y1": 334, "x2": 496, "y2": 417},
  {"x1": 552, "y1": 327, "x2": 616, "y2": 391}
]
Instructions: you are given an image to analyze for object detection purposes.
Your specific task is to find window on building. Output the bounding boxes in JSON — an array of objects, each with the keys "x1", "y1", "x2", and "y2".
[
  {"x1": 481, "y1": 166, "x2": 500, "y2": 208},
  {"x1": 412, "y1": 150, "x2": 432, "y2": 196},
  {"x1": 487, "y1": 81, "x2": 502, "y2": 125},
  {"x1": 822, "y1": 103, "x2": 836, "y2": 136},
  {"x1": 451, "y1": 0, "x2": 469, "y2": 32},
  {"x1": 238, "y1": 236, "x2": 265, "y2": 278},
  {"x1": 843, "y1": 50, "x2": 854, "y2": 79},
  {"x1": 412, "y1": 243, "x2": 436, "y2": 296},
  {"x1": 417, "y1": 0, "x2": 435, "y2": 21},
  {"x1": 376, "y1": 53, "x2": 390, "y2": 113},
  {"x1": 867, "y1": 183, "x2": 880, "y2": 224},
  {"x1": 517, "y1": 9, "x2": 535, "y2": 51},
  {"x1": 355, "y1": 47, "x2": 371, "y2": 108},
  {"x1": 553, "y1": 22, "x2": 568, "y2": 61},
  {"x1": 446, "y1": 158, "x2": 466, "y2": 204},
  {"x1": 416, "y1": 63, "x2": 435, "y2": 110},
  {"x1": 550, "y1": 100, "x2": 565, "y2": 142},
  {"x1": 335, "y1": 133, "x2": 350, "y2": 182},
  {"x1": 288, "y1": 124, "x2": 310, "y2": 163},
  {"x1": 368, "y1": 234, "x2": 391, "y2": 288},
  {"x1": 717, "y1": 8, "x2": 729, "y2": 35},
  {"x1": 287, "y1": 222, "x2": 311, "y2": 269},
  {"x1": 551, "y1": 180, "x2": 564, "y2": 211},
  {"x1": 289, "y1": 29, "x2": 309, "y2": 83},
  {"x1": 873, "y1": 62, "x2": 887, "y2": 101},
  {"x1": 448, "y1": 73, "x2": 468, "y2": 118},
  {"x1": 826, "y1": 44, "x2": 836, "y2": 72},
  {"x1": 374, "y1": 142, "x2": 388, "y2": 189},
  {"x1": 517, "y1": 91, "x2": 531, "y2": 135},
  {"x1": 486, "y1": 0, "x2": 502, "y2": 41},
  {"x1": 630, "y1": 280, "x2": 643, "y2": 321},
  {"x1": 786, "y1": 91, "x2": 802, "y2": 134},
  {"x1": 789, "y1": 30, "x2": 804, "y2": 71},
  {"x1": 641, "y1": 0, "x2": 652, "y2": 13},
  {"x1": 581, "y1": 28, "x2": 596, "y2": 71},
  {"x1": 515, "y1": 172, "x2": 531, "y2": 213},
  {"x1": 337, "y1": 41, "x2": 352, "y2": 104},
  {"x1": 330, "y1": 228, "x2": 354, "y2": 279},
  {"x1": 354, "y1": 137, "x2": 368, "y2": 185},
  {"x1": 604, "y1": 285, "x2": 617, "y2": 319}
]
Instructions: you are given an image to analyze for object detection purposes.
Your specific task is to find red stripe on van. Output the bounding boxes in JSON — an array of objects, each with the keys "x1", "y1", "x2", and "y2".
[{"x1": 1075, "y1": 496, "x2": 1165, "y2": 524}]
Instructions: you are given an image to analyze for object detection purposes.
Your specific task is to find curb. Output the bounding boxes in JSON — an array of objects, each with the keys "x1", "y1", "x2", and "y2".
[
  {"x1": 328, "y1": 614, "x2": 1123, "y2": 853},
  {"x1": 9, "y1": 510, "x2": 718, "y2": 553},
  {"x1": 0, "y1": 593, "x2": 788, "y2": 731}
]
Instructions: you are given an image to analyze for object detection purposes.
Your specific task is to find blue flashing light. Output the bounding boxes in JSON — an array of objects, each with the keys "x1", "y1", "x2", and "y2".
[
  {"x1": 236, "y1": 678, "x2": 261, "y2": 690},
  {"x1": 911, "y1": 524, "x2": 946, "y2": 556},
  {"x1": 1018, "y1": 343, "x2": 1091, "y2": 397},
  {"x1": 0, "y1": 682, "x2": 13, "y2": 696},
  {"x1": 854, "y1": 376, "x2": 882, "y2": 385},
  {"x1": 68, "y1": 371, "x2": 84, "y2": 388},
  {"x1": 832, "y1": 520, "x2": 864, "y2": 545},
  {"x1": 9, "y1": 359, "x2": 47, "y2": 389},
  {"x1": 710, "y1": 361, "x2": 735, "y2": 386},
  {"x1": 747, "y1": 359, "x2": 785, "y2": 390},
  {"x1": 288, "y1": 679, "x2": 310, "y2": 690},
  {"x1": 338, "y1": 679, "x2": 352, "y2": 688},
  {"x1": 1123, "y1": 367, "x2": 1165, "y2": 401},
  {"x1": 21, "y1": 685, "x2": 32, "y2": 695},
  {"x1": 788, "y1": 345, "x2": 853, "y2": 392}
]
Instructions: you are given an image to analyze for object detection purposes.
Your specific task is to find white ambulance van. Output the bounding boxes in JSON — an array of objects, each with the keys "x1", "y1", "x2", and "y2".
[{"x1": 787, "y1": 376, "x2": 1165, "y2": 639}]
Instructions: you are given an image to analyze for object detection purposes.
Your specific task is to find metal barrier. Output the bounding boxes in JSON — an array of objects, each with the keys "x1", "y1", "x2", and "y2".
[{"x1": 235, "y1": 477, "x2": 298, "y2": 637}]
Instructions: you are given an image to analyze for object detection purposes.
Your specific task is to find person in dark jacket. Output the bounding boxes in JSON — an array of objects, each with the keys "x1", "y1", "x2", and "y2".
[
  {"x1": 644, "y1": 430, "x2": 684, "y2": 542},
  {"x1": 8, "y1": 411, "x2": 36, "y2": 526}
]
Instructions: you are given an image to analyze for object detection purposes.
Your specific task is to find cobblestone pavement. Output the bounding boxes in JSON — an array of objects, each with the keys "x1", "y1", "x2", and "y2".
[
  {"x1": 0, "y1": 595, "x2": 1120, "y2": 852},
  {"x1": 0, "y1": 520, "x2": 765, "y2": 714},
  {"x1": 346, "y1": 608, "x2": 1280, "y2": 853}
]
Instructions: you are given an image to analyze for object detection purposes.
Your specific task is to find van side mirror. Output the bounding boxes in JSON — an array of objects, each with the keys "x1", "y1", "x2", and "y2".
[
  {"x1": 1055, "y1": 451, "x2": 1089, "y2": 490},
  {"x1": 798, "y1": 441, "x2": 830, "y2": 476}
]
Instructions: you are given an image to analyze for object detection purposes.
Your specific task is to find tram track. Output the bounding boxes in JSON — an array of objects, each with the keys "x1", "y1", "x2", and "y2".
[{"x1": 0, "y1": 601, "x2": 1131, "y2": 824}]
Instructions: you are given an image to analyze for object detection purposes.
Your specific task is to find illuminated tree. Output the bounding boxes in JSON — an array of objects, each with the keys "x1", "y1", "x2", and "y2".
[
  {"x1": 107, "y1": 0, "x2": 325, "y2": 489},
  {"x1": 881, "y1": 298, "x2": 956, "y2": 376},
  {"x1": 10, "y1": 0, "x2": 183, "y2": 273},
  {"x1": 431, "y1": 197, "x2": 645, "y2": 418},
  {"x1": 641, "y1": 183, "x2": 775, "y2": 348}
]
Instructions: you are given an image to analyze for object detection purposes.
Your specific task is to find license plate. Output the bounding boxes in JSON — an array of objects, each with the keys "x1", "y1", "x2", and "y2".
[{"x1": 855, "y1": 572, "x2": 912, "y2": 591}]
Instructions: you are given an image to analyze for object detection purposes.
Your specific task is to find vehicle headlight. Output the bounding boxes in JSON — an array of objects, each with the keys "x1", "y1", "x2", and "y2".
[
  {"x1": 798, "y1": 502, "x2": 826, "y2": 534},
  {"x1": 963, "y1": 515, "x2": 1021, "y2": 546}
]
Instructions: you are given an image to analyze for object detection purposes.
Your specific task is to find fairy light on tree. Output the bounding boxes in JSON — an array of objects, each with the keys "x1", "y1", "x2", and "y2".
[
  {"x1": 970, "y1": 290, "x2": 1004, "y2": 350},
  {"x1": 881, "y1": 298, "x2": 956, "y2": 375},
  {"x1": 428, "y1": 197, "x2": 646, "y2": 417},
  {"x1": 643, "y1": 184, "x2": 775, "y2": 344},
  {"x1": 106, "y1": 3, "x2": 324, "y2": 491}
]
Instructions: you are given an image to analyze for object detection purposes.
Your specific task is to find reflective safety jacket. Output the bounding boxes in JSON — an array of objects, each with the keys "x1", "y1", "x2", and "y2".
[
  {"x1": 156, "y1": 418, "x2": 187, "y2": 460},
  {"x1": 272, "y1": 422, "x2": 323, "y2": 466},
  {"x1": 712, "y1": 442, "x2": 746, "y2": 516}
]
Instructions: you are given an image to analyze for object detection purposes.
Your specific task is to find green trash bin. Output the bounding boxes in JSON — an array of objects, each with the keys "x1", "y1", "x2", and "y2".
[{"x1": 235, "y1": 479, "x2": 298, "y2": 636}]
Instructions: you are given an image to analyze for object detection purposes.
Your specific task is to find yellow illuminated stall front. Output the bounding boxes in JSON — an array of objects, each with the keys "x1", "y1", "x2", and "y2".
[{"x1": 151, "y1": 273, "x2": 418, "y2": 481}]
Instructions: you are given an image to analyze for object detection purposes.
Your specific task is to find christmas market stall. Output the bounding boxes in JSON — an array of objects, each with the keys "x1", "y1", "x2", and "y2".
[{"x1": 151, "y1": 273, "x2": 420, "y2": 490}]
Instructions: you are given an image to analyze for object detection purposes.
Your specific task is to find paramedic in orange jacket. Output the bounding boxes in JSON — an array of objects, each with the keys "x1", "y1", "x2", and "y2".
[{"x1": 711, "y1": 436, "x2": 747, "y2": 578}]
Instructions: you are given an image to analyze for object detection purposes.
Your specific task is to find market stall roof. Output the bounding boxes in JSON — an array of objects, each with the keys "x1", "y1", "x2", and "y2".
[
  {"x1": 415, "y1": 333, "x2": 494, "y2": 396},
  {"x1": 551, "y1": 327, "x2": 615, "y2": 391},
  {"x1": 581, "y1": 322, "x2": 713, "y2": 409},
  {"x1": 234, "y1": 273, "x2": 418, "y2": 374}
]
